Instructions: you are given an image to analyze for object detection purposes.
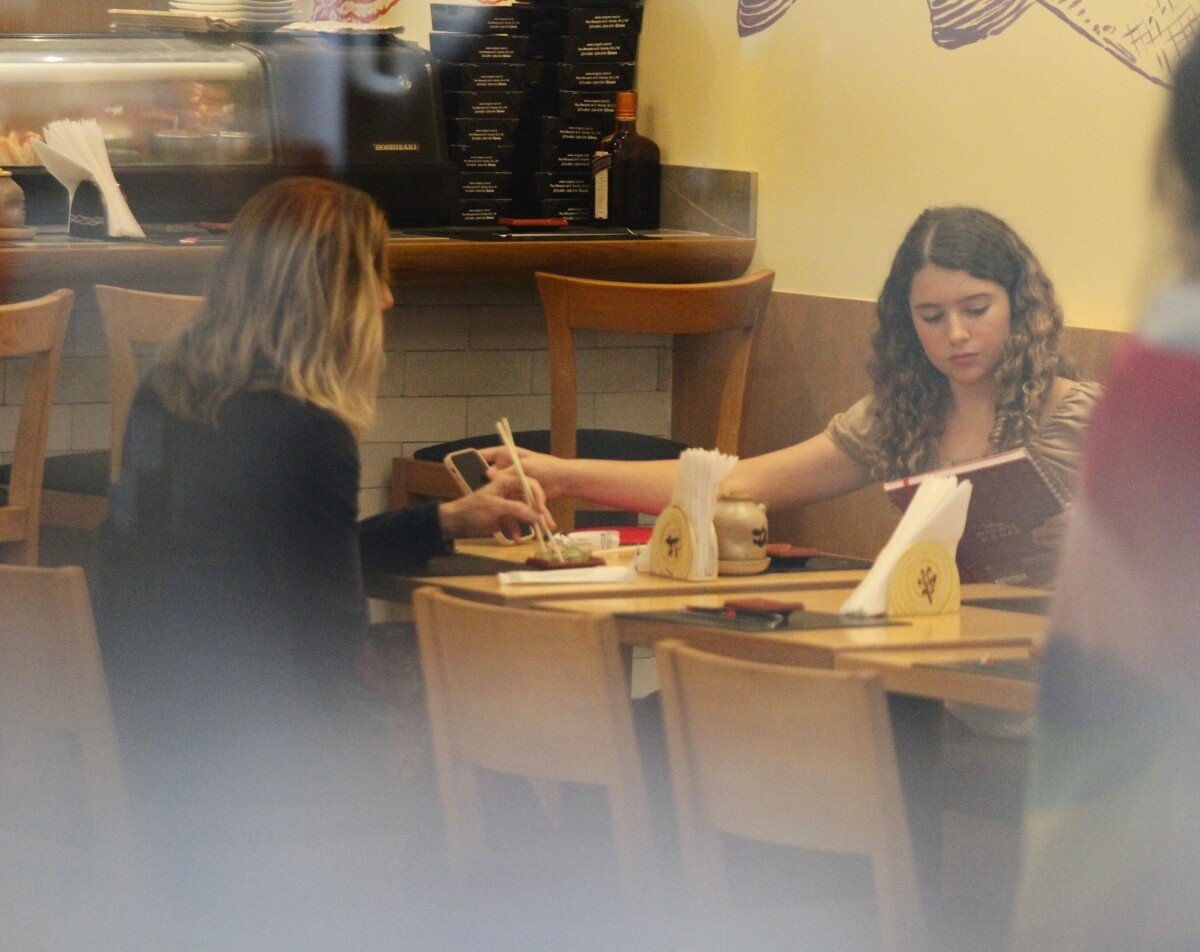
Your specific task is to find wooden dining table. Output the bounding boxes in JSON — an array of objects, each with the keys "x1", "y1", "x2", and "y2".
[
  {"x1": 836, "y1": 646, "x2": 1039, "y2": 713},
  {"x1": 365, "y1": 538, "x2": 869, "y2": 606},
  {"x1": 366, "y1": 538, "x2": 1049, "y2": 708},
  {"x1": 533, "y1": 583, "x2": 1047, "y2": 666}
]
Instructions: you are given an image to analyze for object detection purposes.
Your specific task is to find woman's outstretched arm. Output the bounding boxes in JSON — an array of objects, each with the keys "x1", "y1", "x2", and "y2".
[
  {"x1": 723, "y1": 433, "x2": 875, "y2": 510},
  {"x1": 481, "y1": 432, "x2": 873, "y2": 516}
]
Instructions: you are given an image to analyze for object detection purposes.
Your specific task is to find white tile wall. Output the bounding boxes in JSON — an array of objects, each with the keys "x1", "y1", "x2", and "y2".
[
  {"x1": 594, "y1": 390, "x2": 672, "y2": 436},
  {"x1": 402, "y1": 350, "x2": 532, "y2": 396},
  {"x1": 1, "y1": 300, "x2": 673, "y2": 503},
  {"x1": 372, "y1": 395, "x2": 467, "y2": 445},
  {"x1": 384, "y1": 307, "x2": 470, "y2": 352},
  {"x1": 69, "y1": 403, "x2": 111, "y2": 451},
  {"x1": 468, "y1": 306, "x2": 548, "y2": 350},
  {"x1": 0, "y1": 405, "x2": 19, "y2": 449},
  {"x1": 358, "y1": 440, "x2": 404, "y2": 492},
  {"x1": 465, "y1": 393, "x2": 551, "y2": 435}
]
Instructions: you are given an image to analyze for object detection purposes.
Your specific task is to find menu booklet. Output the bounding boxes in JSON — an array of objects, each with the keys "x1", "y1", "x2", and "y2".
[{"x1": 884, "y1": 448, "x2": 1067, "y2": 587}]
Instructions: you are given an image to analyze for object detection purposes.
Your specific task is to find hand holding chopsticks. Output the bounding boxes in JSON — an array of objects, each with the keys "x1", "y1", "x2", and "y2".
[{"x1": 495, "y1": 417, "x2": 565, "y2": 560}]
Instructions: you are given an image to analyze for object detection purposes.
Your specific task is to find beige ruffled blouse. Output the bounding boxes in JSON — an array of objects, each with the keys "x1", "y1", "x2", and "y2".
[{"x1": 824, "y1": 381, "x2": 1105, "y2": 495}]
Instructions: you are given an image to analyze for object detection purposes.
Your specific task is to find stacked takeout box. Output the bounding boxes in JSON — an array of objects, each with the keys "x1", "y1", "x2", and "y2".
[{"x1": 429, "y1": 1, "x2": 643, "y2": 225}]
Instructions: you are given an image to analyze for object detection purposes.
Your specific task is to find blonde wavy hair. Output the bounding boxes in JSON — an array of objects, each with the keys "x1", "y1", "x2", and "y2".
[
  {"x1": 152, "y1": 177, "x2": 388, "y2": 438},
  {"x1": 868, "y1": 207, "x2": 1074, "y2": 480}
]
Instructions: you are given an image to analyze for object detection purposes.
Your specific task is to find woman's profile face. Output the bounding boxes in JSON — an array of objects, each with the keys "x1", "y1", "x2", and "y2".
[{"x1": 908, "y1": 264, "x2": 1012, "y2": 391}]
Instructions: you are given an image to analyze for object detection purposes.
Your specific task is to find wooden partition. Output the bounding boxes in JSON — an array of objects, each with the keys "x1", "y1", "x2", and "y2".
[{"x1": 676, "y1": 291, "x2": 1129, "y2": 559}]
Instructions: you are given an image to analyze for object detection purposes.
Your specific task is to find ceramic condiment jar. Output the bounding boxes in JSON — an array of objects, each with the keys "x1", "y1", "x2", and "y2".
[
  {"x1": 0, "y1": 170, "x2": 26, "y2": 229},
  {"x1": 713, "y1": 492, "x2": 770, "y2": 573}
]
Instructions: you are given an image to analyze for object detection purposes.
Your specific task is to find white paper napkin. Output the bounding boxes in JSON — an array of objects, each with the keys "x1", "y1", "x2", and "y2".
[
  {"x1": 498, "y1": 563, "x2": 638, "y2": 586},
  {"x1": 646, "y1": 448, "x2": 737, "y2": 580},
  {"x1": 840, "y1": 474, "x2": 971, "y2": 616}
]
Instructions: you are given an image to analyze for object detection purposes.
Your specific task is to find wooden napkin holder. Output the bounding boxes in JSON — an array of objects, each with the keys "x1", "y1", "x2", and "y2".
[
  {"x1": 648, "y1": 503, "x2": 718, "y2": 581},
  {"x1": 885, "y1": 540, "x2": 960, "y2": 616}
]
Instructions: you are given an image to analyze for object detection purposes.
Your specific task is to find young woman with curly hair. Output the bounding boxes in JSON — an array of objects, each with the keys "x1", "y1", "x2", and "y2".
[{"x1": 485, "y1": 206, "x2": 1101, "y2": 563}]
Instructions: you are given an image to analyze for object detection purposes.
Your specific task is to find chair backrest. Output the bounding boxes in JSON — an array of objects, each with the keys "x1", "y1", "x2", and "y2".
[
  {"x1": 0, "y1": 565, "x2": 131, "y2": 928},
  {"x1": 412, "y1": 585, "x2": 658, "y2": 910},
  {"x1": 95, "y1": 284, "x2": 204, "y2": 481},
  {"x1": 0, "y1": 289, "x2": 72, "y2": 565},
  {"x1": 536, "y1": 269, "x2": 775, "y2": 462},
  {"x1": 655, "y1": 638, "x2": 925, "y2": 952},
  {"x1": 535, "y1": 267, "x2": 777, "y2": 528}
]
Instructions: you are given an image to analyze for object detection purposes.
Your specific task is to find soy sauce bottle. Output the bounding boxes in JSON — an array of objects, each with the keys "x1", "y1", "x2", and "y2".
[{"x1": 591, "y1": 90, "x2": 660, "y2": 229}]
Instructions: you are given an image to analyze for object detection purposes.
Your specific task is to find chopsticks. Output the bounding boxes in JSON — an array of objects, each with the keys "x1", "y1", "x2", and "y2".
[{"x1": 495, "y1": 417, "x2": 564, "y2": 561}]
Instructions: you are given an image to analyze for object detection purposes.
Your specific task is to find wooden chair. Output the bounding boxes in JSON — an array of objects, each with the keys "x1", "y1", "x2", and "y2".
[
  {"x1": 27, "y1": 285, "x2": 204, "y2": 531},
  {"x1": 412, "y1": 585, "x2": 659, "y2": 913},
  {"x1": 655, "y1": 638, "x2": 926, "y2": 952},
  {"x1": 0, "y1": 289, "x2": 72, "y2": 566},
  {"x1": 0, "y1": 564, "x2": 131, "y2": 945},
  {"x1": 392, "y1": 269, "x2": 775, "y2": 531}
]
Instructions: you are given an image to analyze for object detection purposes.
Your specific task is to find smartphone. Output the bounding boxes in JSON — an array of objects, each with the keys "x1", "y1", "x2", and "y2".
[
  {"x1": 443, "y1": 448, "x2": 534, "y2": 543},
  {"x1": 443, "y1": 447, "x2": 490, "y2": 496}
]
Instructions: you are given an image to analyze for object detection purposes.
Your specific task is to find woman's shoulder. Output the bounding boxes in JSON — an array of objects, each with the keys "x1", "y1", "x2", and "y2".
[
  {"x1": 220, "y1": 389, "x2": 353, "y2": 445},
  {"x1": 1030, "y1": 377, "x2": 1103, "y2": 466},
  {"x1": 824, "y1": 394, "x2": 881, "y2": 470},
  {"x1": 827, "y1": 393, "x2": 876, "y2": 430},
  {"x1": 1044, "y1": 377, "x2": 1104, "y2": 426}
]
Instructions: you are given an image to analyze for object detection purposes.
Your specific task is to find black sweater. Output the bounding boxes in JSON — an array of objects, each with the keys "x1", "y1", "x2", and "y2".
[{"x1": 95, "y1": 384, "x2": 447, "y2": 814}]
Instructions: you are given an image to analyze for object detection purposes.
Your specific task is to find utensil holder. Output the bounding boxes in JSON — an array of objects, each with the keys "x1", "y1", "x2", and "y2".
[
  {"x1": 886, "y1": 540, "x2": 960, "y2": 616},
  {"x1": 648, "y1": 504, "x2": 719, "y2": 581},
  {"x1": 68, "y1": 179, "x2": 106, "y2": 239}
]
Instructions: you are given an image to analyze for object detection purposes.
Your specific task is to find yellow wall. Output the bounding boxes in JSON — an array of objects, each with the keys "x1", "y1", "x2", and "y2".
[{"x1": 636, "y1": 2, "x2": 1173, "y2": 331}]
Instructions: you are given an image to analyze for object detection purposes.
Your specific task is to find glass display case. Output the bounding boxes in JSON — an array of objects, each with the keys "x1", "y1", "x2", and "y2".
[
  {"x1": 0, "y1": 34, "x2": 456, "y2": 226},
  {"x1": 0, "y1": 36, "x2": 271, "y2": 169}
]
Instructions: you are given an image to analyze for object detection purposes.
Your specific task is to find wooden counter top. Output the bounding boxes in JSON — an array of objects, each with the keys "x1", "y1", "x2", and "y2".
[{"x1": 0, "y1": 231, "x2": 756, "y2": 300}]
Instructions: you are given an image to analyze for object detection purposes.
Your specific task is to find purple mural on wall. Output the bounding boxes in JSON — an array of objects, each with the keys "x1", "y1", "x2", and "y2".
[
  {"x1": 738, "y1": 0, "x2": 1200, "y2": 87},
  {"x1": 928, "y1": 0, "x2": 1200, "y2": 86},
  {"x1": 737, "y1": 0, "x2": 799, "y2": 37}
]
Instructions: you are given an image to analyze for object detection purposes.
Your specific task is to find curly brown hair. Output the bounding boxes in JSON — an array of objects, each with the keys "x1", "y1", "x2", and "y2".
[{"x1": 867, "y1": 207, "x2": 1074, "y2": 479}]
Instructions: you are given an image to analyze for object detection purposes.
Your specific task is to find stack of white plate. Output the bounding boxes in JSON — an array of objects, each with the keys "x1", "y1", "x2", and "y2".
[{"x1": 169, "y1": 0, "x2": 300, "y2": 29}]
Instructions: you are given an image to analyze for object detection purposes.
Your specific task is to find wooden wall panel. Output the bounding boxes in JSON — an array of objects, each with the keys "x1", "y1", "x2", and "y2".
[
  {"x1": 738, "y1": 293, "x2": 891, "y2": 556},
  {"x1": 721, "y1": 291, "x2": 1128, "y2": 558}
]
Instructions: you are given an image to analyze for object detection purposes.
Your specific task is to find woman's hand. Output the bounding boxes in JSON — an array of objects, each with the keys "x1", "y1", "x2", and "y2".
[
  {"x1": 438, "y1": 470, "x2": 554, "y2": 541},
  {"x1": 479, "y1": 444, "x2": 569, "y2": 499}
]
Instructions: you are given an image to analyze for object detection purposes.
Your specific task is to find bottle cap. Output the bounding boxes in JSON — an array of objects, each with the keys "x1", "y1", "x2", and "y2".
[{"x1": 614, "y1": 90, "x2": 637, "y2": 120}]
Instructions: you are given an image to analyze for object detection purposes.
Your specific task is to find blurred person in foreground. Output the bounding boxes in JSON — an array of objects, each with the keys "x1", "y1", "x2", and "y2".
[
  {"x1": 1012, "y1": 36, "x2": 1200, "y2": 952},
  {"x1": 94, "y1": 177, "x2": 549, "y2": 949}
]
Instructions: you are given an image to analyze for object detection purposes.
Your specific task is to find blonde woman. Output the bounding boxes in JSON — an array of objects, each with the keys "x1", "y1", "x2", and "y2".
[{"x1": 95, "y1": 177, "x2": 547, "y2": 942}]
